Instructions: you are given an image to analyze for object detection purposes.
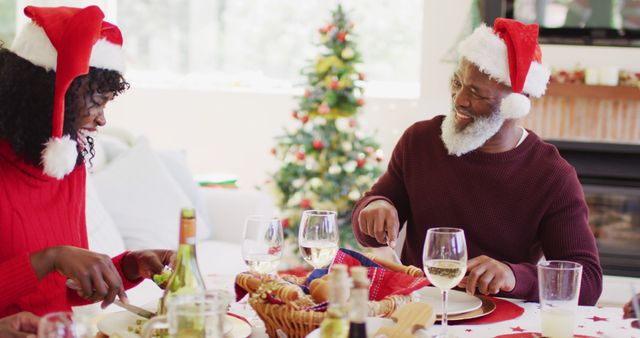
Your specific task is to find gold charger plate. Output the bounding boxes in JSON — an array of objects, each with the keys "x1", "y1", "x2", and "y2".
[{"x1": 435, "y1": 296, "x2": 496, "y2": 322}]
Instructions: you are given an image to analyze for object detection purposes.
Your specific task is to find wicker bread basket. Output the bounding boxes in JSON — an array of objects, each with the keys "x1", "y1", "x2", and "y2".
[{"x1": 236, "y1": 253, "x2": 425, "y2": 338}]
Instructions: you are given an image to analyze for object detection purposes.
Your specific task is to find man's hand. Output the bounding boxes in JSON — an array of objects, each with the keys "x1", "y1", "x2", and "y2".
[
  {"x1": 121, "y1": 250, "x2": 175, "y2": 285},
  {"x1": 458, "y1": 255, "x2": 516, "y2": 296},
  {"x1": 623, "y1": 293, "x2": 639, "y2": 319},
  {"x1": 357, "y1": 200, "x2": 400, "y2": 247},
  {"x1": 0, "y1": 312, "x2": 39, "y2": 338},
  {"x1": 30, "y1": 246, "x2": 127, "y2": 308}
]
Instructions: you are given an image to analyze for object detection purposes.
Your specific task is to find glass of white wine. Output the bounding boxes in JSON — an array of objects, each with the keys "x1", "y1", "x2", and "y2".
[
  {"x1": 298, "y1": 210, "x2": 339, "y2": 269},
  {"x1": 423, "y1": 227, "x2": 467, "y2": 338},
  {"x1": 242, "y1": 216, "x2": 283, "y2": 275},
  {"x1": 38, "y1": 311, "x2": 91, "y2": 338}
]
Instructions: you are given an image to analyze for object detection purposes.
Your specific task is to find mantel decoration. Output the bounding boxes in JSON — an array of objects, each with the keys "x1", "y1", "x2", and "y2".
[
  {"x1": 550, "y1": 66, "x2": 640, "y2": 88},
  {"x1": 269, "y1": 4, "x2": 383, "y2": 249}
]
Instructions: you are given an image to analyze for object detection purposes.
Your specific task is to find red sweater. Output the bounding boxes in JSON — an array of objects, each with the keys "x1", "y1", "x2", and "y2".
[
  {"x1": 352, "y1": 116, "x2": 602, "y2": 305},
  {"x1": 0, "y1": 140, "x2": 141, "y2": 317}
]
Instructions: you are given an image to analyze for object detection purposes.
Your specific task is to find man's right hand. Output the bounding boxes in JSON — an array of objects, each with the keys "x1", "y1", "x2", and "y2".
[
  {"x1": 0, "y1": 312, "x2": 39, "y2": 338},
  {"x1": 357, "y1": 200, "x2": 400, "y2": 247},
  {"x1": 30, "y1": 246, "x2": 127, "y2": 308}
]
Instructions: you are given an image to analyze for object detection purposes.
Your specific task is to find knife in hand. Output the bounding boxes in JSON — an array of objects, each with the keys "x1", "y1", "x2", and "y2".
[{"x1": 113, "y1": 299, "x2": 156, "y2": 319}]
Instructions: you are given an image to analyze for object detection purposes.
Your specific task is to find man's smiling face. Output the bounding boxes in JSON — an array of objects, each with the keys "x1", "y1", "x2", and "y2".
[{"x1": 440, "y1": 58, "x2": 512, "y2": 156}]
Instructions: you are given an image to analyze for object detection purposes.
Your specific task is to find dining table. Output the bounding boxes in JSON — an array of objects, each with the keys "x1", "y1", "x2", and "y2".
[{"x1": 89, "y1": 241, "x2": 639, "y2": 337}]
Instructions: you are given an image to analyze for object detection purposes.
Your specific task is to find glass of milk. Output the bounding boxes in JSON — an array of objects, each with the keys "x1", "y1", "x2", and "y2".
[{"x1": 537, "y1": 260, "x2": 583, "y2": 338}]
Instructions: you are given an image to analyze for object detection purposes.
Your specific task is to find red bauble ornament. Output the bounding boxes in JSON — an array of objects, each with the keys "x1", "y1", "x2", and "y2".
[
  {"x1": 301, "y1": 115, "x2": 309, "y2": 124},
  {"x1": 318, "y1": 105, "x2": 330, "y2": 115},
  {"x1": 357, "y1": 159, "x2": 365, "y2": 168},
  {"x1": 337, "y1": 31, "x2": 347, "y2": 42},
  {"x1": 292, "y1": 110, "x2": 298, "y2": 119},
  {"x1": 282, "y1": 218, "x2": 290, "y2": 229},
  {"x1": 296, "y1": 151, "x2": 306, "y2": 160},
  {"x1": 330, "y1": 78, "x2": 340, "y2": 90},
  {"x1": 300, "y1": 198, "x2": 311, "y2": 209},
  {"x1": 320, "y1": 23, "x2": 334, "y2": 34},
  {"x1": 356, "y1": 98, "x2": 365, "y2": 106},
  {"x1": 312, "y1": 139, "x2": 324, "y2": 150},
  {"x1": 304, "y1": 89, "x2": 312, "y2": 97}
]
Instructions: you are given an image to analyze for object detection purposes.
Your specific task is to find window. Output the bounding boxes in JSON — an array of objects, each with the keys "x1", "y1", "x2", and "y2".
[
  {"x1": 1, "y1": 0, "x2": 423, "y2": 97},
  {"x1": 0, "y1": 0, "x2": 15, "y2": 45}
]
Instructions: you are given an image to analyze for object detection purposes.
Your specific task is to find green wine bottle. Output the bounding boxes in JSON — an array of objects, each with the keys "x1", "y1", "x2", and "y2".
[
  {"x1": 158, "y1": 208, "x2": 206, "y2": 315},
  {"x1": 320, "y1": 264, "x2": 350, "y2": 338}
]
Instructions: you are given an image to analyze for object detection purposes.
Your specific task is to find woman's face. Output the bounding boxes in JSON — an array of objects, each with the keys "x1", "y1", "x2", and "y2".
[{"x1": 73, "y1": 91, "x2": 114, "y2": 151}]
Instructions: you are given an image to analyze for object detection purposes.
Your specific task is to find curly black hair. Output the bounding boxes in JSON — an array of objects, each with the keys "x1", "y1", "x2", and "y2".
[{"x1": 0, "y1": 47, "x2": 129, "y2": 167}]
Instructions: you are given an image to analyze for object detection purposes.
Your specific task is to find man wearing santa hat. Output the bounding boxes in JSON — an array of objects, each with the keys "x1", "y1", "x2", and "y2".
[
  {"x1": 352, "y1": 18, "x2": 602, "y2": 305},
  {"x1": 0, "y1": 6, "x2": 174, "y2": 319}
]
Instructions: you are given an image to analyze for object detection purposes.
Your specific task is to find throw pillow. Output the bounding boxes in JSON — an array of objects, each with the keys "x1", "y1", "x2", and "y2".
[
  {"x1": 91, "y1": 137, "x2": 208, "y2": 250},
  {"x1": 85, "y1": 174, "x2": 126, "y2": 256},
  {"x1": 157, "y1": 150, "x2": 211, "y2": 240}
]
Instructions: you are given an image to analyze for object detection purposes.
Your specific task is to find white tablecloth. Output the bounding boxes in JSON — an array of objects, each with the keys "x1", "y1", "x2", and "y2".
[{"x1": 84, "y1": 241, "x2": 639, "y2": 337}]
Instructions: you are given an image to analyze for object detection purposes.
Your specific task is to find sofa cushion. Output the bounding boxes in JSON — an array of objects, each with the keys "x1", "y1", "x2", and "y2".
[
  {"x1": 91, "y1": 137, "x2": 210, "y2": 250},
  {"x1": 157, "y1": 150, "x2": 211, "y2": 233},
  {"x1": 85, "y1": 175, "x2": 126, "y2": 256}
]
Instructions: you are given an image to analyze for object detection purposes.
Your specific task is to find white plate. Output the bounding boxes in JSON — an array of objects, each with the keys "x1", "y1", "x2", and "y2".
[
  {"x1": 97, "y1": 311, "x2": 251, "y2": 338},
  {"x1": 412, "y1": 286, "x2": 482, "y2": 315},
  {"x1": 306, "y1": 317, "x2": 429, "y2": 338}
]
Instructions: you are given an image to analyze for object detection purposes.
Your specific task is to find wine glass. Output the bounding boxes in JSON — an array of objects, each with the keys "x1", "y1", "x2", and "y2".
[
  {"x1": 38, "y1": 311, "x2": 91, "y2": 338},
  {"x1": 242, "y1": 216, "x2": 284, "y2": 275},
  {"x1": 298, "y1": 210, "x2": 339, "y2": 269},
  {"x1": 422, "y1": 227, "x2": 467, "y2": 338}
]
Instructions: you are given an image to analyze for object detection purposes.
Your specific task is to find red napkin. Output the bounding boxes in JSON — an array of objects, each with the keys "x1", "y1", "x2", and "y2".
[
  {"x1": 331, "y1": 248, "x2": 430, "y2": 301},
  {"x1": 452, "y1": 296, "x2": 524, "y2": 325}
]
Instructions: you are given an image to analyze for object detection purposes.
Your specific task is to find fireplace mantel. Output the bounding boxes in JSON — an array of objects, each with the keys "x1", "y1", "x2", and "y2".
[
  {"x1": 545, "y1": 83, "x2": 640, "y2": 100},
  {"x1": 522, "y1": 83, "x2": 640, "y2": 144}
]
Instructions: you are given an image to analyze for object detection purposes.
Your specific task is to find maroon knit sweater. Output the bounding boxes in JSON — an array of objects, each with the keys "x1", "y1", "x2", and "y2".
[
  {"x1": 352, "y1": 116, "x2": 602, "y2": 305},
  {"x1": 0, "y1": 140, "x2": 142, "y2": 317}
]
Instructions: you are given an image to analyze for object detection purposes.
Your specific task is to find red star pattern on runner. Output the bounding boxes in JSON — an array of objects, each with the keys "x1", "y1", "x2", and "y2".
[
  {"x1": 510, "y1": 326, "x2": 526, "y2": 332},
  {"x1": 588, "y1": 316, "x2": 608, "y2": 322}
]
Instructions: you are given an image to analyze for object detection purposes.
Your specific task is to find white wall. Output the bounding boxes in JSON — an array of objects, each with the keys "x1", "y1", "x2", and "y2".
[{"x1": 106, "y1": 0, "x2": 640, "y2": 188}]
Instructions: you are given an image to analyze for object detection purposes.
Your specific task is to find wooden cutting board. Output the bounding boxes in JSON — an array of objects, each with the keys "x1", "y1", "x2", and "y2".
[{"x1": 374, "y1": 302, "x2": 435, "y2": 338}]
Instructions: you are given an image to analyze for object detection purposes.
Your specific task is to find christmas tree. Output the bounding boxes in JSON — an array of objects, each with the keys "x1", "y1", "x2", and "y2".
[{"x1": 270, "y1": 4, "x2": 383, "y2": 248}]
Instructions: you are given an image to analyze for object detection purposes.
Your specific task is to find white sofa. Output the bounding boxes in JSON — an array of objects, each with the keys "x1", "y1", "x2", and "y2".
[{"x1": 77, "y1": 128, "x2": 274, "y2": 314}]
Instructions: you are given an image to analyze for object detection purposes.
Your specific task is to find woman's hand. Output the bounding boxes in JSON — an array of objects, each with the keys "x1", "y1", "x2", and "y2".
[
  {"x1": 121, "y1": 250, "x2": 175, "y2": 285},
  {"x1": 30, "y1": 246, "x2": 126, "y2": 307},
  {"x1": 0, "y1": 312, "x2": 39, "y2": 338}
]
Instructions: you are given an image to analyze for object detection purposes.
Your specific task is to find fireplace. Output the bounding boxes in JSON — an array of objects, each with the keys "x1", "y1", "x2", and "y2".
[{"x1": 549, "y1": 140, "x2": 640, "y2": 277}]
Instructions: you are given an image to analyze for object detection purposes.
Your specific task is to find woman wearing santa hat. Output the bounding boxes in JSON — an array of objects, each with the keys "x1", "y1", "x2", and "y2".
[{"x1": 0, "y1": 6, "x2": 174, "y2": 319}]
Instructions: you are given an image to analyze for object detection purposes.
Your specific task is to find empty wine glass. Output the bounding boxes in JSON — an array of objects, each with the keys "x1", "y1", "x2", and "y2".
[
  {"x1": 422, "y1": 227, "x2": 467, "y2": 338},
  {"x1": 298, "y1": 210, "x2": 339, "y2": 269},
  {"x1": 38, "y1": 312, "x2": 91, "y2": 338},
  {"x1": 242, "y1": 216, "x2": 284, "y2": 275}
]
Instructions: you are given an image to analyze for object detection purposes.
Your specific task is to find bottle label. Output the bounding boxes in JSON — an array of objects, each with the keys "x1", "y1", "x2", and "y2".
[{"x1": 180, "y1": 218, "x2": 197, "y2": 244}]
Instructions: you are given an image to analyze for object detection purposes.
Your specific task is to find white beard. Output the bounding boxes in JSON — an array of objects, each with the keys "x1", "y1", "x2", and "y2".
[{"x1": 440, "y1": 110, "x2": 505, "y2": 156}]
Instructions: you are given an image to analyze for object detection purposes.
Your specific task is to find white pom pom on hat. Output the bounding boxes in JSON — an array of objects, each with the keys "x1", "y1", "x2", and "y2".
[
  {"x1": 500, "y1": 93, "x2": 531, "y2": 119},
  {"x1": 457, "y1": 18, "x2": 551, "y2": 119},
  {"x1": 42, "y1": 135, "x2": 79, "y2": 179},
  {"x1": 9, "y1": 6, "x2": 124, "y2": 179}
]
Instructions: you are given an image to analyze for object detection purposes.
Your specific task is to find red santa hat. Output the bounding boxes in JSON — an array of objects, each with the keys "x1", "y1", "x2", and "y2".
[
  {"x1": 9, "y1": 6, "x2": 125, "y2": 179},
  {"x1": 457, "y1": 18, "x2": 550, "y2": 119}
]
